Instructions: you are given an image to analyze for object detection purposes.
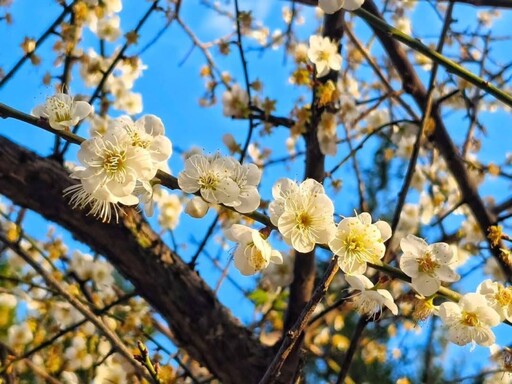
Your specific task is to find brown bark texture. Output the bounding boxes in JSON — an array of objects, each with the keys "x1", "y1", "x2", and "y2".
[{"x1": 0, "y1": 134, "x2": 271, "y2": 384}]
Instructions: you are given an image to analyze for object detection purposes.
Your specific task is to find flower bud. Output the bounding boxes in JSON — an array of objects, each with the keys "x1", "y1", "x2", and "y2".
[{"x1": 185, "y1": 197, "x2": 209, "y2": 218}]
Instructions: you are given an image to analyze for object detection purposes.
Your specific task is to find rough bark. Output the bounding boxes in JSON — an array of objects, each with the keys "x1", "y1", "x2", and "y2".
[{"x1": 0, "y1": 135, "x2": 271, "y2": 384}]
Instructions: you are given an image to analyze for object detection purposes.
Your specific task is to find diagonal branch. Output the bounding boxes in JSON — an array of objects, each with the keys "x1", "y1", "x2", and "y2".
[{"x1": 0, "y1": 134, "x2": 271, "y2": 384}]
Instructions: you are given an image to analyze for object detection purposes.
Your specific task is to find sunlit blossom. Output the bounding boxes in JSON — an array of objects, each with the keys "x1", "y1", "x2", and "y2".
[
  {"x1": 32, "y1": 93, "x2": 93, "y2": 131},
  {"x1": 329, "y1": 212, "x2": 391, "y2": 274}
]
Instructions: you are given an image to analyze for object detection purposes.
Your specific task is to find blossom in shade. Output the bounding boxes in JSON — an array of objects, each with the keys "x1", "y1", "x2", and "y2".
[
  {"x1": 477, "y1": 279, "x2": 512, "y2": 322},
  {"x1": 307, "y1": 35, "x2": 342, "y2": 77},
  {"x1": 319, "y1": 0, "x2": 365, "y2": 14},
  {"x1": 91, "y1": 15, "x2": 122, "y2": 42},
  {"x1": 329, "y1": 212, "x2": 391, "y2": 274},
  {"x1": 346, "y1": 274, "x2": 398, "y2": 319},
  {"x1": 178, "y1": 153, "x2": 240, "y2": 205},
  {"x1": 8, "y1": 323, "x2": 33, "y2": 346},
  {"x1": 225, "y1": 224, "x2": 283, "y2": 276},
  {"x1": 222, "y1": 84, "x2": 249, "y2": 118},
  {"x1": 399, "y1": 234, "x2": 460, "y2": 297},
  {"x1": 32, "y1": 93, "x2": 93, "y2": 131},
  {"x1": 439, "y1": 293, "x2": 500, "y2": 348},
  {"x1": 271, "y1": 178, "x2": 335, "y2": 253},
  {"x1": 224, "y1": 160, "x2": 262, "y2": 213},
  {"x1": 156, "y1": 190, "x2": 183, "y2": 230}
]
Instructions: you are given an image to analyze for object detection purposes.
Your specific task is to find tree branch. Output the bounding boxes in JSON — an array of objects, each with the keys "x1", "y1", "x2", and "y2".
[{"x1": 0, "y1": 134, "x2": 271, "y2": 384}]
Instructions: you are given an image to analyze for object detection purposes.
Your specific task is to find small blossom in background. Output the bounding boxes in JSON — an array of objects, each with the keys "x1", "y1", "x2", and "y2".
[
  {"x1": 222, "y1": 84, "x2": 249, "y2": 118},
  {"x1": 399, "y1": 234, "x2": 460, "y2": 297},
  {"x1": 439, "y1": 293, "x2": 500, "y2": 348},
  {"x1": 317, "y1": 111, "x2": 338, "y2": 156},
  {"x1": 346, "y1": 274, "x2": 398, "y2": 319},
  {"x1": 225, "y1": 224, "x2": 283, "y2": 276},
  {"x1": 64, "y1": 336, "x2": 93, "y2": 371},
  {"x1": 32, "y1": 93, "x2": 93, "y2": 131},
  {"x1": 156, "y1": 189, "x2": 183, "y2": 231},
  {"x1": 270, "y1": 178, "x2": 335, "y2": 253},
  {"x1": 7, "y1": 322, "x2": 33, "y2": 347},
  {"x1": 477, "y1": 279, "x2": 512, "y2": 322},
  {"x1": 185, "y1": 196, "x2": 210, "y2": 218},
  {"x1": 329, "y1": 212, "x2": 391, "y2": 274},
  {"x1": 318, "y1": 0, "x2": 365, "y2": 14},
  {"x1": 90, "y1": 15, "x2": 122, "y2": 42},
  {"x1": 261, "y1": 252, "x2": 295, "y2": 290},
  {"x1": 307, "y1": 35, "x2": 342, "y2": 78}
]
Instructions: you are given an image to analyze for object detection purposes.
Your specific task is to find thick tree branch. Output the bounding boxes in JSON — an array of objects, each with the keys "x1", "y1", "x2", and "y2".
[{"x1": 0, "y1": 135, "x2": 271, "y2": 384}]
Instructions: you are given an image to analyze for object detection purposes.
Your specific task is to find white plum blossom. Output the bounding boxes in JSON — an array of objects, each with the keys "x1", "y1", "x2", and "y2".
[
  {"x1": 269, "y1": 178, "x2": 301, "y2": 226},
  {"x1": 224, "y1": 160, "x2": 262, "y2": 213},
  {"x1": 271, "y1": 178, "x2": 335, "y2": 253},
  {"x1": 64, "y1": 336, "x2": 93, "y2": 371},
  {"x1": 225, "y1": 224, "x2": 283, "y2": 276},
  {"x1": 439, "y1": 293, "x2": 500, "y2": 348},
  {"x1": 60, "y1": 371, "x2": 79, "y2": 384},
  {"x1": 185, "y1": 196, "x2": 210, "y2": 218},
  {"x1": 399, "y1": 234, "x2": 460, "y2": 297},
  {"x1": 64, "y1": 126, "x2": 153, "y2": 221},
  {"x1": 80, "y1": 49, "x2": 111, "y2": 88},
  {"x1": 53, "y1": 302, "x2": 84, "y2": 328},
  {"x1": 111, "y1": 114, "x2": 172, "y2": 173},
  {"x1": 0, "y1": 293, "x2": 17, "y2": 308},
  {"x1": 307, "y1": 35, "x2": 342, "y2": 77},
  {"x1": 178, "y1": 153, "x2": 240, "y2": 205},
  {"x1": 222, "y1": 84, "x2": 249, "y2": 118},
  {"x1": 317, "y1": 111, "x2": 338, "y2": 156},
  {"x1": 178, "y1": 153, "x2": 261, "y2": 213},
  {"x1": 262, "y1": 252, "x2": 295, "y2": 289},
  {"x1": 69, "y1": 250, "x2": 95, "y2": 280},
  {"x1": 93, "y1": 354, "x2": 129, "y2": 384},
  {"x1": 8, "y1": 323, "x2": 33, "y2": 346},
  {"x1": 346, "y1": 274, "x2": 398, "y2": 318},
  {"x1": 90, "y1": 15, "x2": 122, "y2": 42},
  {"x1": 477, "y1": 279, "x2": 512, "y2": 322},
  {"x1": 32, "y1": 93, "x2": 93, "y2": 131},
  {"x1": 62, "y1": 112, "x2": 173, "y2": 222},
  {"x1": 319, "y1": 0, "x2": 364, "y2": 14},
  {"x1": 329, "y1": 212, "x2": 391, "y2": 274},
  {"x1": 113, "y1": 90, "x2": 143, "y2": 114},
  {"x1": 88, "y1": 113, "x2": 111, "y2": 137},
  {"x1": 156, "y1": 190, "x2": 183, "y2": 230}
]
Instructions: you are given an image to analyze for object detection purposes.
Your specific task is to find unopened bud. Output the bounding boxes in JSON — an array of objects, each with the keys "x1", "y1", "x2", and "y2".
[{"x1": 185, "y1": 197, "x2": 209, "y2": 218}]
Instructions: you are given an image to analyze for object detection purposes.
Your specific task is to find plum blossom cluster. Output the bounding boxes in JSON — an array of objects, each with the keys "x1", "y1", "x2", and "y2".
[
  {"x1": 436, "y1": 279, "x2": 512, "y2": 348},
  {"x1": 64, "y1": 113, "x2": 172, "y2": 222},
  {"x1": 223, "y1": 176, "x2": 511, "y2": 351},
  {"x1": 178, "y1": 152, "x2": 262, "y2": 215}
]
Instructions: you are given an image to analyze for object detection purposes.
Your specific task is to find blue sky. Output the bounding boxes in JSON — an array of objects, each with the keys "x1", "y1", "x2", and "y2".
[{"x1": 1, "y1": 0, "x2": 512, "y2": 380}]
